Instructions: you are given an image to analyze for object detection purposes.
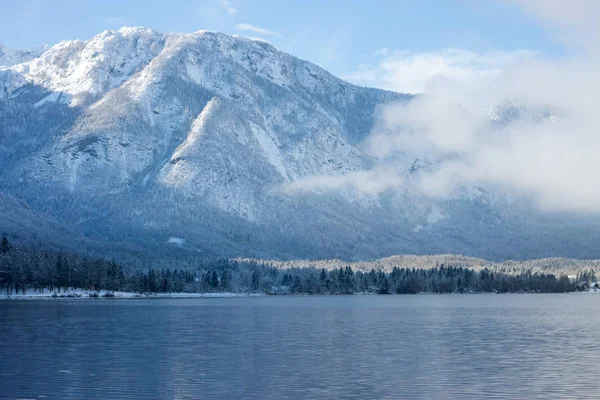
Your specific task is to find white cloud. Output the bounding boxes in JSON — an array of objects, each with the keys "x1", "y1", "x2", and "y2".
[
  {"x1": 374, "y1": 47, "x2": 389, "y2": 56},
  {"x1": 294, "y1": 2, "x2": 600, "y2": 214},
  {"x1": 343, "y1": 48, "x2": 536, "y2": 94},
  {"x1": 357, "y1": 52, "x2": 600, "y2": 213},
  {"x1": 197, "y1": 0, "x2": 237, "y2": 20},
  {"x1": 219, "y1": 0, "x2": 238, "y2": 16},
  {"x1": 235, "y1": 23, "x2": 281, "y2": 37},
  {"x1": 279, "y1": 168, "x2": 404, "y2": 196},
  {"x1": 242, "y1": 36, "x2": 271, "y2": 44}
]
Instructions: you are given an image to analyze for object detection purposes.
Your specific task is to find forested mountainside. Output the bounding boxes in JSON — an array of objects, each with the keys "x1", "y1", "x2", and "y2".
[{"x1": 1, "y1": 236, "x2": 588, "y2": 297}]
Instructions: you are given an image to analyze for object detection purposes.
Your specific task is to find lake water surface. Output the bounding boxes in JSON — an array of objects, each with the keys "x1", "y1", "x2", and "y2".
[{"x1": 2, "y1": 294, "x2": 600, "y2": 399}]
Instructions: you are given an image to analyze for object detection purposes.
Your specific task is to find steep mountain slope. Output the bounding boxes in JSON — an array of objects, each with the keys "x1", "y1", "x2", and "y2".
[{"x1": 1, "y1": 27, "x2": 600, "y2": 262}]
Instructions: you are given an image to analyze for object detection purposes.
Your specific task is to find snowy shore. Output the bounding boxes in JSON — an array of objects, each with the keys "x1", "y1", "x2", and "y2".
[
  {"x1": 3, "y1": 288, "x2": 600, "y2": 299},
  {"x1": 1, "y1": 288, "x2": 264, "y2": 300}
]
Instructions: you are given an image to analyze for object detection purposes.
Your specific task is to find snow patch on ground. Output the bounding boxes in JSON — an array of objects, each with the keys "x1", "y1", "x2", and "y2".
[
  {"x1": 33, "y1": 91, "x2": 65, "y2": 107},
  {"x1": 186, "y1": 61, "x2": 205, "y2": 85},
  {"x1": 160, "y1": 98, "x2": 219, "y2": 188},
  {"x1": 1, "y1": 287, "x2": 263, "y2": 300},
  {"x1": 249, "y1": 122, "x2": 289, "y2": 180},
  {"x1": 167, "y1": 236, "x2": 186, "y2": 246},
  {"x1": 427, "y1": 206, "x2": 447, "y2": 225}
]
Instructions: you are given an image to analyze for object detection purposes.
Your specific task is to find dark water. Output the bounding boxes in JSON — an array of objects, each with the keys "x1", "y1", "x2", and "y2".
[{"x1": 2, "y1": 294, "x2": 600, "y2": 399}]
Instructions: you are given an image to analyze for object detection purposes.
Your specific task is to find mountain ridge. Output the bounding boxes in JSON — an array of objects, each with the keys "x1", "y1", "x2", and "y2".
[
  {"x1": 0, "y1": 42, "x2": 48, "y2": 67},
  {"x1": 1, "y1": 27, "x2": 600, "y2": 263}
]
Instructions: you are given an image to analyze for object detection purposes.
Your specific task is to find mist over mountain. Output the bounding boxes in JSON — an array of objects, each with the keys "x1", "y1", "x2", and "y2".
[{"x1": 2, "y1": 27, "x2": 600, "y2": 262}]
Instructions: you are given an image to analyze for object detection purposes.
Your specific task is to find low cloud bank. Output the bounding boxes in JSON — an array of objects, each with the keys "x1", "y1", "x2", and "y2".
[{"x1": 286, "y1": 1, "x2": 600, "y2": 214}]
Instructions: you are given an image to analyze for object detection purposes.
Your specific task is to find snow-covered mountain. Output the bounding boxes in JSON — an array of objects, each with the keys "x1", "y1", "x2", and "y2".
[
  {"x1": 1, "y1": 27, "x2": 600, "y2": 262},
  {"x1": 0, "y1": 43, "x2": 48, "y2": 67}
]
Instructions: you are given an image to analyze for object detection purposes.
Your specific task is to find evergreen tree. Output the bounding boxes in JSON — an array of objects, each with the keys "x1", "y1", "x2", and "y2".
[
  {"x1": 211, "y1": 270, "x2": 219, "y2": 289},
  {"x1": 251, "y1": 270, "x2": 260, "y2": 291},
  {"x1": 291, "y1": 276, "x2": 303, "y2": 293},
  {"x1": 320, "y1": 268, "x2": 327, "y2": 284},
  {"x1": 377, "y1": 275, "x2": 390, "y2": 294},
  {"x1": 344, "y1": 266, "x2": 355, "y2": 293},
  {"x1": 0, "y1": 236, "x2": 9, "y2": 253},
  {"x1": 148, "y1": 269, "x2": 158, "y2": 293},
  {"x1": 202, "y1": 272, "x2": 211, "y2": 290},
  {"x1": 55, "y1": 255, "x2": 68, "y2": 291},
  {"x1": 220, "y1": 269, "x2": 230, "y2": 291}
]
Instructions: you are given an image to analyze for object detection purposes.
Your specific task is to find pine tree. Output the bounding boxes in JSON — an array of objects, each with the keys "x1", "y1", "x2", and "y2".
[
  {"x1": 1, "y1": 236, "x2": 9, "y2": 253},
  {"x1": 320, "y1": 268, "x2": 327, "y2": 284},
  {"x1": 202, "y1": 272, "x2": 211, "y2": 290},
  {"x1": 344, "y1": 266, "x2": 355, "y2": 293},
  {"x1": 291, "y1": 276, "x2": 303, "y2": 293},
  {"x1": 251, "y1": 270, "x2": 260, "y2": 291},
  {"x1": 220, "y1": 269, "x2": 230, "y2": 291},
  {"x1": 55, "y1": 255, "x2": 67, "y2": 291},
  {"x1": 148, "y1": 269, "x2": 157, "y2": 293},
  {"x1": 377, "y1": 274, "x2": 390, "y2": 294},
  {"x1": 211, "y1": 270, "x2": 219, "y2": 289}
]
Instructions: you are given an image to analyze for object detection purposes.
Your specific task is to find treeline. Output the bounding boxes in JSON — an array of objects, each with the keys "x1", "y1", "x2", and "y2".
[
  {"x1": 0, "y1": 237, "x2": 195, "y2": 295},
  {"x1": 0, "y1": 236, "x2": 587, "y2": 295}
]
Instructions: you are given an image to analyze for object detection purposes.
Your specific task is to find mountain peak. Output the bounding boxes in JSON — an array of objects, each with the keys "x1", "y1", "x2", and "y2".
[{"x1": 3, "y1": 27, "x2": 354, "y2": 107}]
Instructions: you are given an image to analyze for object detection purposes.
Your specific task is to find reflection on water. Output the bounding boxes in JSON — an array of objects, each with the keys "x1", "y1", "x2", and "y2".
[{"x1": 2, "y1": 294, "x2": 600, "y2": 399}]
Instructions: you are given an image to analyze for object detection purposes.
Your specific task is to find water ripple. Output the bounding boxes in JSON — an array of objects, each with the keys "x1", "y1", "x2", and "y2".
[{"x1": 2, "y1": 294, "x2": 600, "y2": 399}]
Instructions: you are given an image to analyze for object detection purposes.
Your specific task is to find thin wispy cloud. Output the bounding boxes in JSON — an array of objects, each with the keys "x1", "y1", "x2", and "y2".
[
  {"x1": 235, "y1": 23, "x2": 281, "y2": 37},
  {"x1": 197, "y1": 0, "x2": 237, "y2": 20},
  {"x1": 374, "y1": 47, "x2": 389, "y2": 56},
  {"x1": 242, "y1": 36, "x2": 272, "y2": 44},
  {"x1": 343, "y1": 48, "x2": 536, "y2": 94},
  {"x1": 279, "y1": 168, "x2": 404, "y2": 196},
  {"x1": 219, "y1": 0, "x2": 238, "y2": 16}
]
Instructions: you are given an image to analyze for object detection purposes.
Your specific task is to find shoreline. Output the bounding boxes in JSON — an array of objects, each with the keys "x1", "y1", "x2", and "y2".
[
  {"x1": 0, "y1": 290, "x2": 265, "y2": 300},
  {"x1": 2, "y1": 289, "x2": 600, "y2": 300}
]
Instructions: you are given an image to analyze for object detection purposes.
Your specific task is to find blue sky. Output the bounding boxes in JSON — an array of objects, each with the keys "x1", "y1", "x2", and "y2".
[{"x1": 0, "y1": 0, "x2": 566, "y2": 92}]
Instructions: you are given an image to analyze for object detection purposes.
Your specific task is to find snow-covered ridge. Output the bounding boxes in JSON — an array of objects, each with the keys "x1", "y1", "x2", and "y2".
[
  {"x1": 11, "y1": 27, "x2": 167, "y2": 105},
  {"x1": 0, "y1": 42, "x2": 48, "y2": 67},
  {"x1": 1, "y1": 26, "x2": 379, "y2": 107},
  {"x1": 1, "y1": 26, "x2": 399, "y2": 207}
]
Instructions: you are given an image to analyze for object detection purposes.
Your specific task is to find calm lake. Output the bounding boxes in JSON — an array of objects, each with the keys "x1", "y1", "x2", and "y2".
[{"x1": 2, "y1": 294, "x2": 600, "y2": 399}]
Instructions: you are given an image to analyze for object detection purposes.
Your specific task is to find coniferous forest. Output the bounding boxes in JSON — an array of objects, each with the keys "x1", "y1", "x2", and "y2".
[{"x1": 0, "y1": 236, "x2": 588, "y2": 296}]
